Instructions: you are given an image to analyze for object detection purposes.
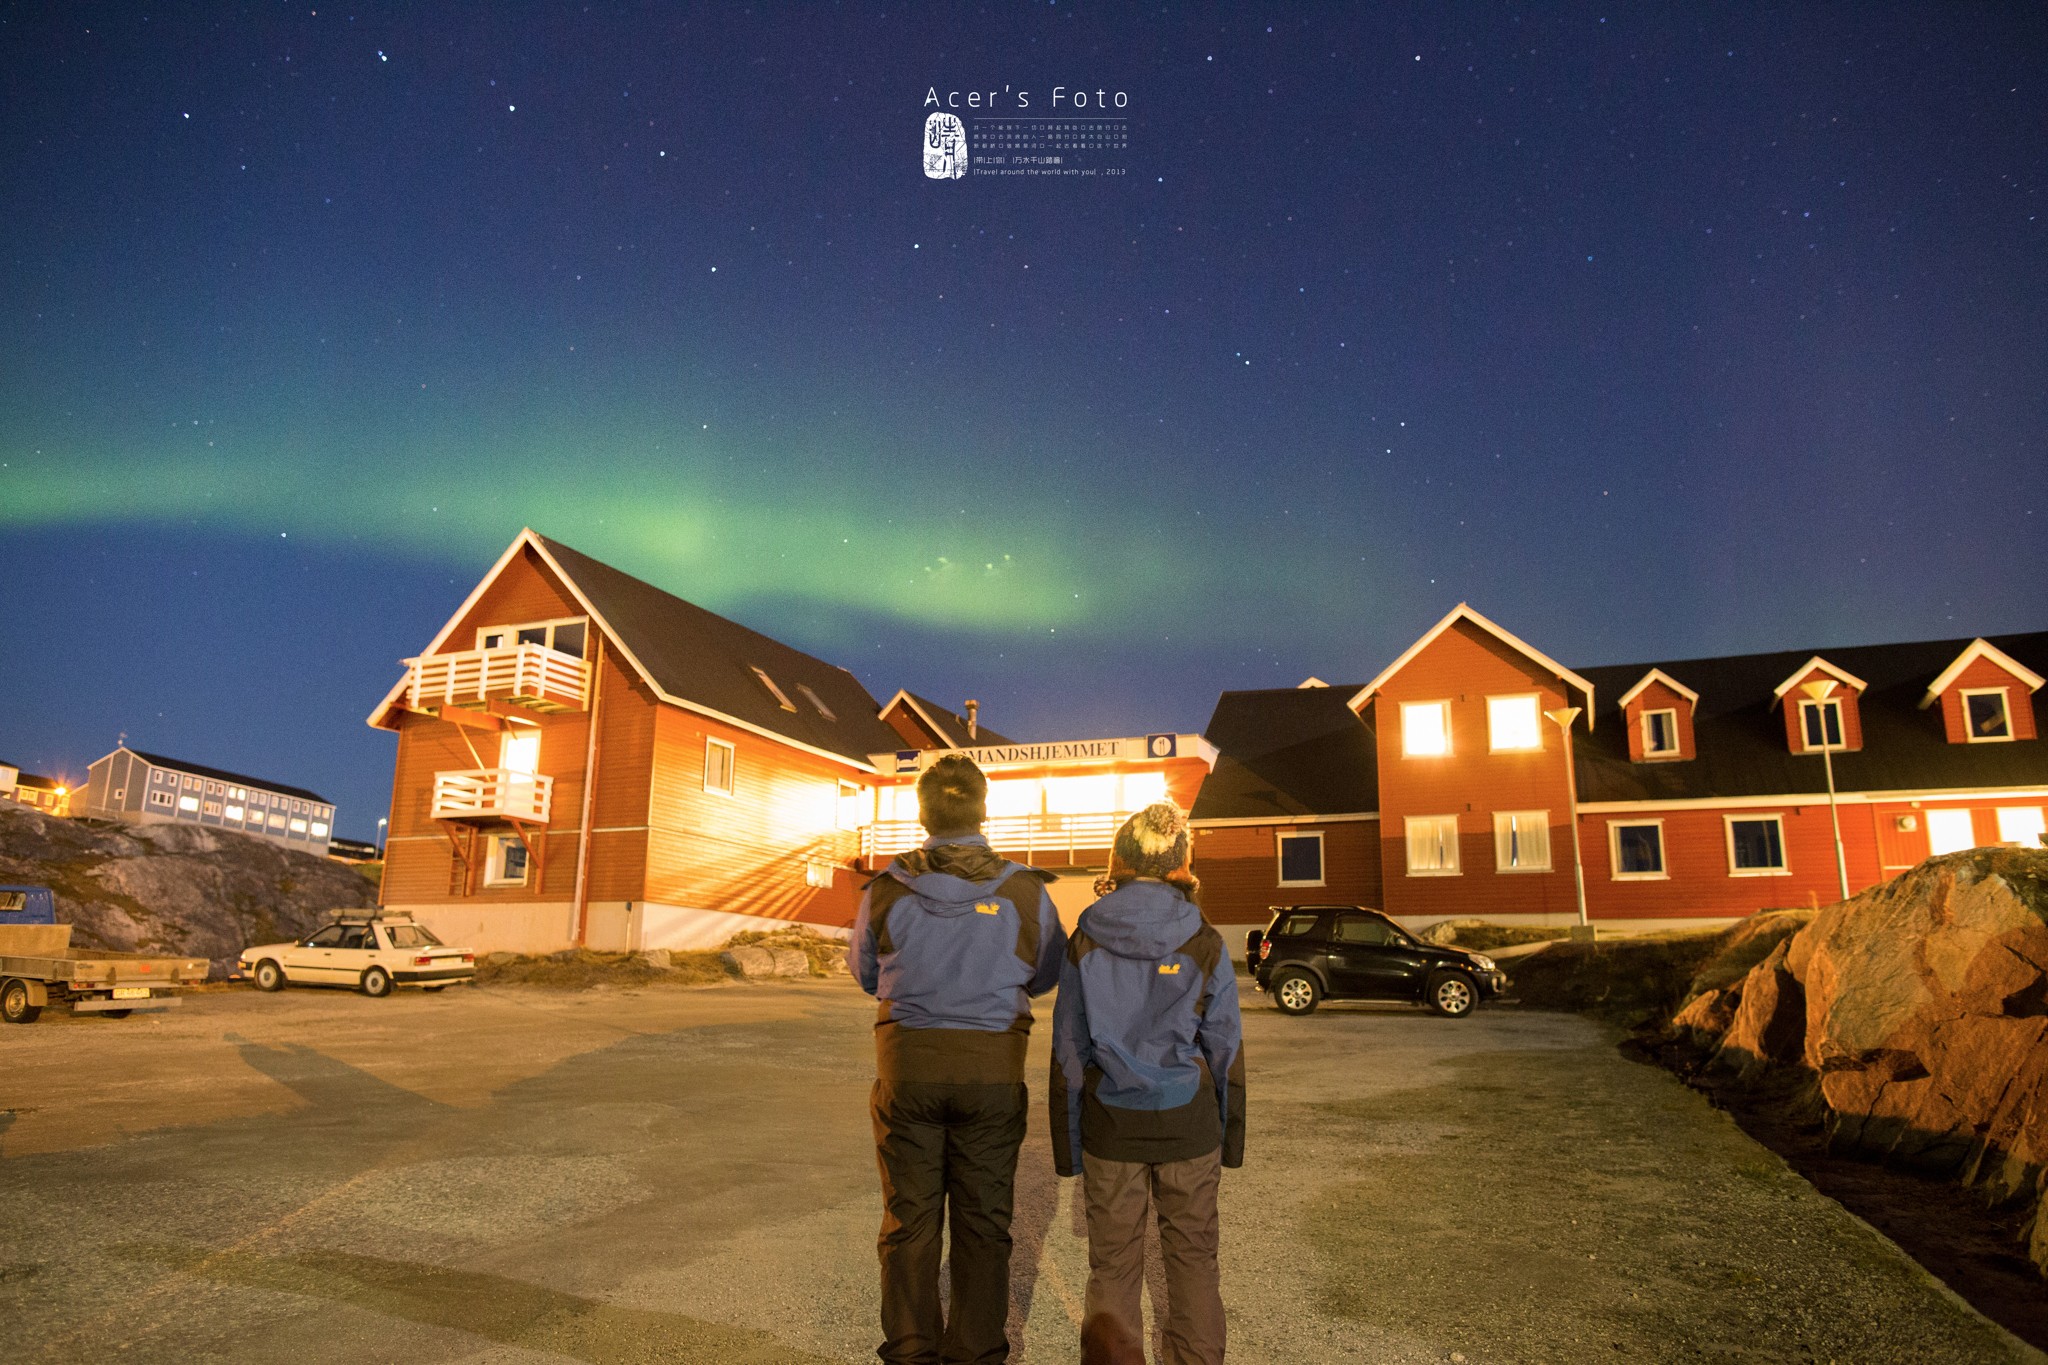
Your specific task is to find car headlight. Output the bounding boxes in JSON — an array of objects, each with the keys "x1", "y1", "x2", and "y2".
[{"x1": 1469, "y1": 954, "x2": 1497, "y2": 972}]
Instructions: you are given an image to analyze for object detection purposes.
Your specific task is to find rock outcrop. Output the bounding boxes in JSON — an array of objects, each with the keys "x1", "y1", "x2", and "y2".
[
  {"x1": 0, "y1": 804, "x2": 377, "y2": 975},
  {"x1": 1665, "y1": 848, "x2": 2048, "y2": 1276}
]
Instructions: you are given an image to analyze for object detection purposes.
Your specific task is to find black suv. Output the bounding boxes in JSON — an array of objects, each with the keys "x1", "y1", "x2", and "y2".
[{"x1": 1246, "y1": 905, "x2": 1509, "y2": 1018}]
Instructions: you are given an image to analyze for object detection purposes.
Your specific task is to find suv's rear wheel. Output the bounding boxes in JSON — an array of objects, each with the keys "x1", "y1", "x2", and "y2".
[
  {"x1": 1272, "y1": 970, "x2": 1321, "y2": 1016},
  {"x1": 1427, "y1": 970, "x2": 1477, "y2": 1018}
]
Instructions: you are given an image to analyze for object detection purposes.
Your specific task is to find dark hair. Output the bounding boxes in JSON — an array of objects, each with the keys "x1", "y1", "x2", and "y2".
[{"x1": 917, "y1": 754, "x2": 987, "y2": 835}]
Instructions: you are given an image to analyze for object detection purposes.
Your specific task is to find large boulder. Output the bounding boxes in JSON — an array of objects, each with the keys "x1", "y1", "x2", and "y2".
[{"x1": 0, "y1": 804, "x2": 376, "y2": 975}]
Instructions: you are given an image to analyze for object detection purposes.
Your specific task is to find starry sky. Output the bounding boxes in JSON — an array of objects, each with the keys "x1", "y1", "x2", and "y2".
[{"x1": 3, "y1": 3, "x2": 2043, "y2": 839}]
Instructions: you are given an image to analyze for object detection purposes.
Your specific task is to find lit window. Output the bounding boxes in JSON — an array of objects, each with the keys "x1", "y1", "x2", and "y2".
[
  {"x1": 224, "y1": 805, "x2": 244, "y2": 821},
  {"x1": 985, "y1": 779, "x2": 1042, "y2": 819},
  {"x1": 836, "y1": 781, "x2": 868, "y2": 830},
  {"x1": 1962, "y1": 690, "x2": 2012, "y2": 742},
  {"x1": 229, "y1": 786, "x2": 245, "y2": 800},
  {"x1": 484, "y1": 833, "x2": 529, "y2": 886},
  {"x1": 1277, "y1": 831, "x2": 1325, "y2": 886},
  {"x1": 289, "y1": 818, "x2": 308, "y2": 834},
  {"x1": 501, "y1": 732, "x2": 541, "y2": 775},
  {"x1": 1995, "y1": 806, "x2": 2046, "y2": 848},
  {"x1": 1642, "y1": 709, "x2": 1679, "y2": 757},
  {"x1": 1404, "y1": 815, "x2": 1460, "y2": 875},
  {"x1": 704, "y1": 738, "x2": 736, "y2": 796},
  {"x1": 1046, "y1": 775, "x2": 1118, "y2": 814},
  {"x1": 178, "y1": 795, "x2": 200, "y2": 813},
  {"x1": 797, "y1": 684, "x2": 836, "y2": 721},
  {"x1": 1119, "y1": 771, "x2": 1169, "y2": 809},
  {"x1": 1926, "y1": 808, "x2": 1976, "y2": 855},
  {"x1": 1610, "y1": 821, "x2": 1665, "y2": 878},
  {"x1": 268, "y1": 812, "x2": 287, "y2": 828},
  {"x1": 1402, "y1": 701, "x2": 1450, "y2": 757},
  {"x1": 1799, "y1": 699, "x2": 1845, "y2": 751},
  {"x1": 1487, "y1": 695, "x2": 1542, "y2": 752},
  {"x1": 879, "y1": 785, "x2": 920, "y2": 822},
  {"x1": 751, "y1": 667, "x2": 798, "y2": 712},
  {"x1": 311, "y1": 821, "x2": 329, "y2": 838},
  {"x1": 1493, "y1": 811, "x2": 1552, "y2": 872},
  {"x1": 805, "y1": 859, "x2": 833, "y2": 889},
  {"x1": 1727, "y1": 816, "x2": 1789, "y2": 875}
]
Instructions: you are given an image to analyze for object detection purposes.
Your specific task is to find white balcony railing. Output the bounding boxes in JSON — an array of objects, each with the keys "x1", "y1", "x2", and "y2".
[
  {"x1": 431, "y1": 768, "x2": 552, "y2": 823},
  {"x1": 861, "y1": 811, "x2": 1134, "y2": 864},
  {"x1": 404, "y1": 644, "x2": 590, "y2": 715}
]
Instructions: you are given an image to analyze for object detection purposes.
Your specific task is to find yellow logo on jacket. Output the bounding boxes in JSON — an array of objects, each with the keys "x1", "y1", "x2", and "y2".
[
  {"x1": 1158, "y1": 963, "x2": 1181, "y2": 975},
  {"x1": 975, "y1": 902, "x2": 1000, "y2": 915}
]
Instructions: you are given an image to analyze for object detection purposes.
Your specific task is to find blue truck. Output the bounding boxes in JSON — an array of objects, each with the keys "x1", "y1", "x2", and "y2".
[{"x1": 0, "y1": 885, "x2": 210, "y2": 1025}]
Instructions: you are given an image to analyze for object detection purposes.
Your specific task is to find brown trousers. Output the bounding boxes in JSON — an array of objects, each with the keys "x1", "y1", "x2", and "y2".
[{"x1": 1081, "y1": 1148, "x2": 1225, "y2": 1365}]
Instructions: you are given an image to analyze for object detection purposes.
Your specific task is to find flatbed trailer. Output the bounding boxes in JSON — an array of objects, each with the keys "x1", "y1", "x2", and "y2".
[{"x1": 0, "y1": 886, "x2": 210, "y2": 1025}]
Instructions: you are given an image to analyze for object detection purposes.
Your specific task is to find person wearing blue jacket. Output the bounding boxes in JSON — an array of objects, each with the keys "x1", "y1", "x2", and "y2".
[
  {"x1": 1051, "y1": 801, "x2": 1244, "y2": 1365},
  {"x1": 850, "y1": 753, "x2": 1067, "y2": 1365}
]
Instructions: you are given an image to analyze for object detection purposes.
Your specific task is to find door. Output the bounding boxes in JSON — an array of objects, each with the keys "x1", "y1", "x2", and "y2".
[
  {"x1": 283, "y1": 924, "x2": 349, "y2": 983},
  {"x1": 1325, "y1": 912, "x2": 1422, "y2": 999}
]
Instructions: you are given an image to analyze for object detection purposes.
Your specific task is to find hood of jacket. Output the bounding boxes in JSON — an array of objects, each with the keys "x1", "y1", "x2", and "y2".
[
  {"x1": 881, "y1": 838, "x2": 1047, "y2": 917},
  {"x1": 1076, "y1": 879, "x2": 1204, "y2": 959}
]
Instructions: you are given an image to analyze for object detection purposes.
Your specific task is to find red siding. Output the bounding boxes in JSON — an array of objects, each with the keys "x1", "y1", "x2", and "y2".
[
  {"x1": 1368, "y1": 619, "x2": 1582, "y2": 925},
  {"x1": 1622, "y1": 679, "x2": 1696, "y2": 763},
  {"x1": 1582, "y1": 802, "x2": 1885, "y2": 918},
  {"x1": 1191, "y1": 821, "x2": 1382, "y2": 923},
  {"x1": 1937, "y1": 657, "x2": 2039, "y2": 744}
]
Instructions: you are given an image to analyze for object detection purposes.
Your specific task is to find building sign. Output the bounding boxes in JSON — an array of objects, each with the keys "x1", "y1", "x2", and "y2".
[{"x1": 883, "y1": 735, "x2": 1203, "y2": 774}]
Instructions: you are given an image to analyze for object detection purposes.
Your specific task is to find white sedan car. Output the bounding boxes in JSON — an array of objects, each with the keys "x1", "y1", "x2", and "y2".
[{"x1": 240, "y1": 915, "x2": 476, "y2": 997}]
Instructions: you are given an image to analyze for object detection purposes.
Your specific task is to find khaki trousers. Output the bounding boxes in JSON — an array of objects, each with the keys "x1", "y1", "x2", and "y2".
[{"x1": 1081, "y1": 1148, "x2": 1225, "y2": 1365}]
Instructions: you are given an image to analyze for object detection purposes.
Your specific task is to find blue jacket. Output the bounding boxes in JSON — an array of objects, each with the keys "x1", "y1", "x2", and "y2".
[
  {"x1": 850, "y1": 834, "x2": 1067, "y2": 1084},
  {"x1": 1050, "y1": 879, "x2": 1245, "y2": 1175}
]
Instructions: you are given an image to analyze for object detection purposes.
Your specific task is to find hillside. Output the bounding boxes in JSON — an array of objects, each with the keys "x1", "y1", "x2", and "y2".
[{"x1": 0, "y1": 804, "x2": 377, "y2": 975}]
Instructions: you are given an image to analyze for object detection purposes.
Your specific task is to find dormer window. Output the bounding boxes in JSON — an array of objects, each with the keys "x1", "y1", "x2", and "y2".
[
  {"x1": 1962, "y1": 689, "x2": 2012, "y2": 742},
  {"x1": 1799, "y1": 697, "x2": 1846, "y2": 751},
  {"x1": 1642, "y1": 709, "x2": 1679, "y2": 757}
]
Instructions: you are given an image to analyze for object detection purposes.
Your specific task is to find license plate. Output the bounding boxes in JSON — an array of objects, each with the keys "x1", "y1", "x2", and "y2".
[{"x1": 112, "y1": 987, "x2": 151, "y2": 1000}]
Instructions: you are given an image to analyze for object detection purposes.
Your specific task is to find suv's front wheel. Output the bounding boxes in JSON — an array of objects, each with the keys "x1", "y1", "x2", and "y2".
[
  {"x1": 1272, "y1": 970, "x2": 1321, "y2": 1016},
  {"x1": 1426, "y1": 970, "x2": 1477, "y2": 1018}
]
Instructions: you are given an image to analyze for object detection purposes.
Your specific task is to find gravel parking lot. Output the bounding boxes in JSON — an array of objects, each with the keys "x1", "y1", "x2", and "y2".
[{"x1": 0, "y1": 978, "x2": 2036, "y2": 1364}]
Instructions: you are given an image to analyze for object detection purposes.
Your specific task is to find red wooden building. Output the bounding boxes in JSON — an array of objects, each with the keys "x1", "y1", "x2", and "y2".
[{"x1": 1191, "y1": 605, "x2": 2048, "y2": 931}]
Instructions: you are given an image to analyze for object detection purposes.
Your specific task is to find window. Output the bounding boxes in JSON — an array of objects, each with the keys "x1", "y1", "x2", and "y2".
[
  {"x1": 704, "y1": 738, "x2": 736, "y2": 796},
  {"x1": 797, "y1": 684, "x2": 837, "y2": 721},
  {"x1": 1727, "y1": 815, "x2": 1789, "y2": 875},
  {"x1": 386, "y1": 923, "x2": 442, "y2": 948},
  {"x1": 149, "y1": 791, "x2": 174, "y2": 808},
  {"x1": 550, "y1": 621, "x2": 587, "y2": 657},
  {"x1": 751, "y1": 667, "x2": 798, "y2": 712},
  {"x1": 224, "y1": 805, "x2": 244, "y2": 822},
  {"x1": 478, "y1": 618, "x2": 588, "y2": 657},
  {"x1": 500, "y1": 732, "x2": 541, "y2": 775},
  {"x1": 182, "y1": 775, "x2": 196, "y2": 788},
  {"x1": 804, "y1": 859, "x2": 833, "y2": 889},
  {"x1": 288, "y1": 818, "x2": 308, "y2": 834},
  {"x1": 310, "y1": 821, "x2": 329, "y2": 838},
  {"x1": 985, "y1": 779, "x2": 1042, "y2": 818},
  {"x1": 203, "y1": 800, "x2": 221, "y2": 816},
  {"x1": 1610, "y1": 821, "x2": 1665, "y2": 878},
  {"x1": 1493, "y1": 811, "x2": 1552, "y2": 872},
  {"x1": 1642, "y1": 709, "x2": 1679, "y2": 757},
  {"x1": 1962, "y1": 690, "x2": 2013, "y2": 742},
  {"x1": 177, "y1": 795, "x2": 200, "y2": 814},
  {"x1": 306, "y1": 925, "x2": 347, "y2": 947},
  {"x1": 1799, "y1": 698, "x2": 1845, "y2": 751},
  {"x1": 1277, "y1": 831, "x2": 1325, "y2": 887},
  {"x1": 835, "y1": 781, "x2": 867, "y2": 831},
  {"x1": 1926, "y1": 808, "x2": 1976, "y2": 855},
  {"x1": 1273, "y1": 911, "x2": 1321, "y2": 939},
  {"x1": 1487, "y1": 694, "x2": 1542, "y2": 752},
  {"x1": 268, "y1": 812, "x2": 287, "y2": 828},
  {"x1": 1996, "y1": 806, "x2": 2046, "y2": 848},
  {"x1": 228, "y1": 786, "x2": 245, "y2": 800},
  {"x1": 1402, "y1": 701, "x2": 1450, "y2": 757},
  {"x1": 484, "y1": 834, "x2": 529, "y2": 886},
  {"x1": 1046, "y1": 775, "x2": 1117, "y2": 814},
  {"x1": 1330, "y1": 912, "x2": 1394, "y2": 946},
  {"x1": 1405, "y1": 815, "x2": 1461, "y2": 875}
]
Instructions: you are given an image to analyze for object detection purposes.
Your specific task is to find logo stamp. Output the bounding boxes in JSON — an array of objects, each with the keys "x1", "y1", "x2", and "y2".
[
  {"x1": 975, "y1": 901, "x2": 1000, "y2": 915},
  {"x1": 1157, "y1": 963, "x2": 1181, "y2": 974},
  {"x1": 923, "y1": 112, "x2": 967, "y2": 179}
]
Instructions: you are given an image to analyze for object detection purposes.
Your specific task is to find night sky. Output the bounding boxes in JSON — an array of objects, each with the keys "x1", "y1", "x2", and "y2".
[{"x1": 4, "y1": 4, "x2": 2042, "y2": 840}]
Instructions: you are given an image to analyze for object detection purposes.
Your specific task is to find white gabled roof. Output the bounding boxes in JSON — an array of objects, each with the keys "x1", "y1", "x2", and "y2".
[
  {"x1": 1616, "y1": 667, "x2": 1700, "y2": 710},
  {"x1": 1918, "y1": 638, "x2": 2048, "y2": 709},
  {"x1": 1347, "y1": 603, "x2": 1596, "y2": 725},
  {"x1": 1770, "y1": 655, "x2": 1868, "y2": 704}
]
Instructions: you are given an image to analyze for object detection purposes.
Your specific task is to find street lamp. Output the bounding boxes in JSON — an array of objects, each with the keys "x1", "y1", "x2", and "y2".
[
  {"x1": 376, "y1": 816, "x2": 387, "y2": 859},
  {"x1": 1800, "y1": 679, "x2": 1852, "y2": 903},
  {"x1": 1545, "y1": 706, "x2": 1589, "y2": 928}
]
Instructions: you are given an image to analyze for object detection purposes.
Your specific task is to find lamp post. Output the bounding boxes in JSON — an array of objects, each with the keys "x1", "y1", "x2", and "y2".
[
  {"x1": 1800, "y1": 679, "x2": 1852, "y2": 903},
  {"x1": 376, "y1": 817, "x2": 387, "y2": 859},
  {"x1": 1545, "y1": 706, "x2": 1589, "y2": 928}
]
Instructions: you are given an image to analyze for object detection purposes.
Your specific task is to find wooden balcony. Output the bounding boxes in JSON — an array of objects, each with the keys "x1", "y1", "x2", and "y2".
[
  {"x1": 404, "y1": 645, "x2": 590, "y2": 717},
  {"x1": 431, "y1": 769, "x2": 552, "y2": 824},
  {"x1": 861, "y1": 811, "x2": 1131, "y2": 866}
]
